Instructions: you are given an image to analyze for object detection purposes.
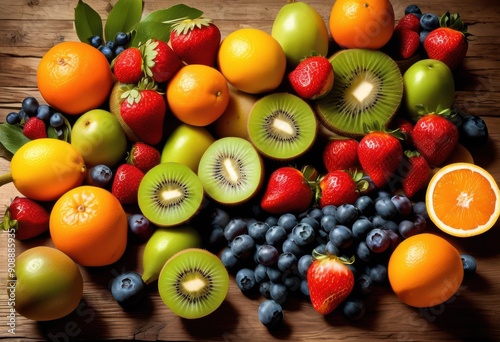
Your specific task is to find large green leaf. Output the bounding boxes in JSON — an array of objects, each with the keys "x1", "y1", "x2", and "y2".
[
  {"x1": 105, "y1": 0, "x2": 143, "y2": 43},
  {"x1": 131, "y1": 4, "x2": 203, "y2": 47},
  {"x1": 0, "y1": 124, "x2": 30, "y2": 158},
  {"x1": 74, "y1": 0, "x2": 103, "y2": 43}
]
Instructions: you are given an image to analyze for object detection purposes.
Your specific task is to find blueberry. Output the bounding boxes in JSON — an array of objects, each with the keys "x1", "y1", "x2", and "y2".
[
  {"x1": 307, "y1": 207, "x2": 324, "y2": 221},
  {"x1": 247, "y1": 221, "x2": 269, "y2": 243},
  {"x1": 391, "y1": 195, "x2": 413, "y2": 217},
  {"x1": 114, "y1": 45, "x2": 126, "y2": 56},
  {"x1": 277, "y1": 213, "x2": 298, "y2": 233},
  {"x1": 89, "y1": 35, "x2": 103, "y2": 48},
  {"x1": 127, "y1": 213, "x2": 153, "y2": 242},
  {"x1": 220, "y1": 247, "x2": 239, "y2": 269},
  {"x1": 210, "y1": 208, "x2": 231, "y2": 228},
  {"x1": 297, "y1": 254, "x2": 313, "y2": 278},
  {"x1": 420, "y1": 30, "x2": 431, "y2": 44},
  {"x1": 22, "y1": 97, "x2": 39, "y2": 116},
  {"x1": 300, "y1": 279, "x2": 310, "y2": 297},
  {"x1": 114, "y1": 31, "x2": 129, "y2": 46},
  {"x1": 321, "y1": 204, "x2": 337, "y2": 216},
  {"x1": 105, "y1": 40, "x2": 117, "y2": 51},
  {"x1": 320, "y1": 214, "x2": 337, "y2": 233},
  {"x1": 254, "y1": 263, "x2": 268, "y2": 283},
  {"x1": 335, "y1": 203, "x2": 359, "y2": 226},
  {"x1": 256, "y1": 244, "x2": 280, "y2": 266},
  {"x1": 208, "y1": 226, "x2": 225, "y2": 246},
  {"x1": 6, "y1": 112, "x2": 21, "y2": 125},
  {"x1": 88, "y1": 164, "x2": 113, "y2": 187},
  {"x1": 110, "y1": 271, "x2": 145, "y2": 307},
  {"x1": 231, "y1": 234, "x2": 256, "y2": 259},
  {"x1": 300, "y1": 215, "x2": 320, "y2": 231},
  {"x1": 259, "y1": 281, "x2": 272, "y2": 298},
  {"x1": 47, "y1": 112, "x2": 64, "y2": 128},
  {"x1": 460, "y1": 254, "x2": 477, "y2": 274},
  {"x1": 265, "y1": 225, "x2": 287, "y2": 246},
  {"x1": 356, "y1": 241, "x2": 375, "y2": 263},
  {"x1": 224, "y1": 218, "x2": 247, "y2": 242},
  {"x1": 270, "y1": 282, "x2": 288, "y2": 304},
  {"x1": 342, "y1": 298, "x2": 366, "y2": 321},
  {"x1": 405, "y1": 4, "x2": 422, "y2": 18},
  {"x1": 375, "y1": 197, "x2": 398, "y2": 219},
  {"x1": 329, "y1": 225, "x2": 354, "y2": 249},
  {"x1": 420, "y1": 13, "x2": 440, "y2": 31},
  {"x1": 265, "y1": 215, "x2": 279, "y2": 227},
  {"x1": 325, "y1": 240, "x2": 340, "y2": 256},
  {"x1": 459, "y1": 114, "x2": 489, "y2": 147},
  {"x1": 398, "y1": 220, "x2": 418, "y2": 238},
  {"x1": 235, "y1": 268, "x2": 256, "y2": 292},
  {"x1": 283, "y1": 274, "x2": 301, "y2": 292},
  {"x1": 277, "y1": 252, "x2": 297, "y2": 272},
  {"x1": 313, "y1": 243, "x2": 327, "y2": 255},
  {"x1": 18, "y1": 109, "x2": 28, "y2": 121},
  {"x1": 413, "y1": 214, "x2": 427, "y2": 233},
  {"x1": 258, "y1": 300, "x2": 283, "y2": 329},
  {"x1": 282, "y1": 238, "x2": 303, "y2": 257},
  {"x1": 365, "y1": 228, "x2": 390, "y2": 253},
  {"x1": 36, "y1": 104, "x2": 52, "y2": 122},
  {"x1": 99, "y1": 45, "x2": 114, "y2": 62},
  {"x1": 291, "y1": 222, "x2": 316, "y2": 247},
  {"x1": 266, "y1": 266, "x2": 282, "y2": 283},
  {"x1": 357, "y1": 273, "x2": 373, "y2": 295},
  {"x1": 385, "y1": 229, "x2": 401, "y2": 250},
  {"x1": 354, "y1": 195, "x2": 375, "y2": 216},
  {"x1": 352, "y1": 218, "x2": 373, "y2": 240},
  {"x1": 412, "y1": 201, "x2": 428, "y2": 219}
]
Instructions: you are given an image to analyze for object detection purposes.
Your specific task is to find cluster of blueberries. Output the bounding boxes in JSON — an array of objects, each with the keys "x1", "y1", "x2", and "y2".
[
  {"x1": 6, "y1": 96, "x2": 64, "y2": 130},
  {"x1": 89, "y1": 31, "x2": 130, "y2": 63},
  {"x1": 404, "y1": 4, "x2": 442, "y2": 44}
]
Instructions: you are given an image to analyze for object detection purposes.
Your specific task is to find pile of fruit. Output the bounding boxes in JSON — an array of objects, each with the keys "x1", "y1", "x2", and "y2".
[{"x1": 1, "y1": 0, "x2": 499, "y2": 332}]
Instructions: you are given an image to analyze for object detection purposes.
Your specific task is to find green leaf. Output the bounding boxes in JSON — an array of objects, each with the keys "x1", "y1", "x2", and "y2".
[
  {"x1": 0, "y1": 124, "x2": 30, "y2": 158},
  {"x1": 105, "y1": 0, "x2": 143, "y2": 43},
  {"x1": 131, "y1": 4, "x2": 203, "y2": 47},
  {"x1": 74, "y1": 0, "x2": 103, "y2": 43}
]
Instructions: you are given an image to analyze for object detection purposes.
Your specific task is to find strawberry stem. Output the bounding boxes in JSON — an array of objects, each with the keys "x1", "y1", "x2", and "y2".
[{"x1": 312, "y1": 249, "x2": 355, "y2": 265}]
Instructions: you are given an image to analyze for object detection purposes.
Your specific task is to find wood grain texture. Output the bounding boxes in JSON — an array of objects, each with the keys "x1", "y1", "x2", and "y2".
[{"x1": 0, "y1": 0, "x2": 499, "y2": 341}]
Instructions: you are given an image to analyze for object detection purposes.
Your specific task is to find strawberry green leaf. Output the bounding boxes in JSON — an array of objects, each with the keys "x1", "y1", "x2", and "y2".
[
  {"x1": 105, "y1": 0, "x2": 143, "y2": 43},
  {"x1": 130, "y1": 4, "x2": 203, "y2": 47},
  {"x1": 74, "y1": 0, "x2": 103, "y2": 44},
  {"x1": 0, "y1": 123, "x2": 30, "y2": 158}
]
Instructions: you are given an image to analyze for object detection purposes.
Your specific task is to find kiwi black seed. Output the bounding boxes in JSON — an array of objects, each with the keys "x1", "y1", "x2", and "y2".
[
  {"x1": 315, "y1": 48, "x2": 403, "y2": 138},
  {"x1": 137, "y1": 162, "x2": 204, "y2": 227},
  {"x1": 247, "y1": 92, "x2": 318, "y2": 160},
  {"x1": 158, "y1": 248, "x2": 229, "y2": 319},
  {"x1": 197, "y1": 137, "x2": 264, "y2": 205}
]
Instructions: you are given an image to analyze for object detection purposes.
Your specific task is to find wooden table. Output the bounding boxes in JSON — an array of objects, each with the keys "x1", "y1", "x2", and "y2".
[{"x1": 1, "y1": 0, "x2": 499, "y2": 340}]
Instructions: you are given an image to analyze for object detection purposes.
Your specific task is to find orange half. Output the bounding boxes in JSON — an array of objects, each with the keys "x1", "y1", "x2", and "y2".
[{"x1": 426, "y1": 163, "x2": 500, "y2": 237}]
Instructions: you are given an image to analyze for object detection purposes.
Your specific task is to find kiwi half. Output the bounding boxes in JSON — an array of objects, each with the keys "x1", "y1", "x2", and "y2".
[
  {"x1": 138, "y1": 162, "x2": 204, "y2": 227},
  {"x1": 158, "y1": 248, "x2": 229, "y2": 319},
  {"x1": 247, "y1": 92, "x2": 317, "y2": 160},
  {"x1": 315, "y1": 49, "x2": 403, "y2": 138},
  {"x1": 197, "y1": 137, "x2": 264, "y2": 205}
]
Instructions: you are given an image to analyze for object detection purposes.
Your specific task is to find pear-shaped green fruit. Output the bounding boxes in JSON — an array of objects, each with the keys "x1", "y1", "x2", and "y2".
[
  {"x1": 142, "y1": 226, "x2": 202, "y2": 284},
  {"x1": 271, "y1": 1, "x2": 329, "y2": 67}
]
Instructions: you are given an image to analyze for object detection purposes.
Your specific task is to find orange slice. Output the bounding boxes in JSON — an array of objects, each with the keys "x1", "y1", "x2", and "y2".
[{"x1": 426, "y1": 162, "x2": 500, "y2": 237}]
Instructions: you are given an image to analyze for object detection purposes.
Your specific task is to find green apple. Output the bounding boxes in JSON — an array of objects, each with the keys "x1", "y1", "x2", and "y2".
[
  {"x1": 71, "y1": 109, "x2": 128, "y2": 168},
  {"x1": 403, "y1": 59, "x2": 455, "y2": 121},
  {"x1": 271, "y1": 1, "x2": 329, "y2": 67},
  {"x1": 160, "y1": 123, "x2": 216, "y2": 173},
  {"x1": 12, "y1": 246, "x2": 83, "y2": 321},
  {"x1": 141, "y1": 226, "x2": 202, "y2": 284}
]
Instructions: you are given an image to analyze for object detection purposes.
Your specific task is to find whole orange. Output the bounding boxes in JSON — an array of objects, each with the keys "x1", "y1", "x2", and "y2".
[
  {"x1": 388, "y1": 233, "x2": 464, "y2": 308},
  {"x1": 166, "y1": 64, "x2": 230, "y2": 126},
  {"x1": 49, "y1": 185, "x2": 128, "y2": 267},
  {"x1": 329, "y1": 0, "x2": 395, "y2": 49},
  {"x1": 37, "y1": 41, "x2": 114, "y2": 115},
  {"x1": 217, "y1": 28, "x2": 286, "y2": 94}
]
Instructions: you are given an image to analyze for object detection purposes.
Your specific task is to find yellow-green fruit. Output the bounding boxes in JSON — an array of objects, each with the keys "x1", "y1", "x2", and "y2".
[
  {"x1": 141, "y1": 226, "x2": 202, "y2": 284},
  {"x1": 13, "y1": 246, "x2": 83, "y2": 321},
  {"x1": 160, "y1": 124, "x2": 216, "y2": 173},
  {"x1": 271, "y1": 1, "x2": 329, "y2": 67}
]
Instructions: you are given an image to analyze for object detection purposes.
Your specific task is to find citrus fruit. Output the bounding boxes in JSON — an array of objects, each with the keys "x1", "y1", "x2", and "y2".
[
  {"x1": 426, "y1": 162, "x2": 500, "y2": 237},
  {"x1": 14, "y1": 246, "x2": 83, "y2": 321},
  {"x1": 37, "y1": 41, "x2": 115, "y2": 115},
  {"x1": 329, "y1": 0, "x2": 395, "y2": 49},
  {"x1": 388, "y1": 233, "x2": 464, "y2": 308},
  {"x1": 49, "y1": 185, "x2": 128, "y2": 266},
  {"x1": 8, "y1": 138, "x2": 86, "y2": 201},
  {"x1": 217, "y1": 28, "x2": 287, "y2": 94},
  {"x1": 166, "y1": 64, "x2": 230, "y2": 126}
]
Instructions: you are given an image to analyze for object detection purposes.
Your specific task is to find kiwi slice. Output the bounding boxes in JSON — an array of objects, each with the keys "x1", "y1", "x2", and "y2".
[
  {"x1": 138, "y1": 162, "x2": 204, "y2": 227},
  {"x1": 158, "y1": 248, "x2": 229, "y2": 319},
  {"x1": 247, "y1": 92, "x2": 317, "y2": 160},
  {"x1": 315, "y1": 49, "x2": 403, "y2": 138},
  {"x1": 198, "y1": 137, "x2": 264, "y2": 205}
]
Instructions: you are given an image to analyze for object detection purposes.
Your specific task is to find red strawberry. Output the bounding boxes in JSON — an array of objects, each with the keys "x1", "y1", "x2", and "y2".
[
  {"x1": 127, "y1": 142, "x2": 161, "y2": 173},
  {"x1": 307, "y1": 253, "x2": 355, "y2": 315},
  {"x1": 391, "y1": 117, "x2": 414, "y2": 147},
  {"x1": 358, "y1": 131, "x2": 403, "y2": 189},
  {"x1": 141, "y1": 39, "x2": 183, "y2": 83},
  {"x1": 400, "y1": 151, "x2": 430, "y2": 198},
  {"x1": 317, "y1": 170, "x2": 361, "y2": 208},
  {"x1": 111, "y1": 164, "x2": 144, "y2": 205},
  {"x1": 112, "y1": 47, "x2": 143, "y2": 84},
  {"x1": 118, "y1": 82, "x2": 166, "y2": 145},
  {"x1": 423, "y1": 12, "x2": 470, "y2": 70},
  {"x1": 23, "y1": 117, "x2": 47, "y2": 140},
  {"x1": 170, "y1": 17, "x2": 221, "y2": 67},
  {"x1": 260, "y1": 166, "x2": 315, "y2": 215},
  {"x1": 322, "y1": 138, "x2": 359, "y2": 173},
  {"x1": 1, "y1": 197, "x2": 49, "y2": 240},
  {"x1": 395, "y1": 14, "x2": 421, "y2": 32},
  {"x1": 412, "y1": 113, "x2": 459, "y2": 167},
  {"x1": 391, "y1": 28, "x2": 420, "y2": 60},
  {"x1": 288, "y1": 55, "x2": 334, "y2": 100}
]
